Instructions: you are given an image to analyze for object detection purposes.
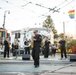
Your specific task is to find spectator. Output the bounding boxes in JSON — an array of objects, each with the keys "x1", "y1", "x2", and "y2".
[
  {"x1": 4, "y1": 37, "x2": 10, "y2": 58},
  {"x1": 11, "y1": 42, "x2": 15, "y2": 53},
  {"x1": 59, "y1": 37, "x2": 67, "y2": 60}
]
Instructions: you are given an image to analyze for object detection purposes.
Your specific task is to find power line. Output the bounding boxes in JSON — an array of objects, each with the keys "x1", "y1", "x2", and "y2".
[
  {"x1": 2, "y1": 0, "x2": 21, "y2": 8},
  {"x1": 39, "y1": 0, "x2": 75, "y2": 18},
  {"x1": 32, "y1": 0, "x2": 68, "y2": 18},
  {"x1": 23, "y1": 0, "x2": 59, "y2": 12},
  {"x1": 21, "y1": 2, "x2": 31, "y2": 7},
  {"x1": 59, "y1": 0, "x2": 75, "y2": 10},
  {"x1": 1, "y1": 0, "x2": 75, "y2": 19},
  {"x1": 1, "y1": 0, "x2": 65, "y2": 15},
  {"x1": 55, "y1": 0, "x2": 67, "y2": 8},
  {"x1": 51, "y1": 0, "x2": 67, "y2": 13}
]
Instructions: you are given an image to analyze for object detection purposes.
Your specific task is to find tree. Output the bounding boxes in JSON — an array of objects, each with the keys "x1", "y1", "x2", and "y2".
[
  {"x1": 58, "y1": 33, "x2": 64, "y2": 38},
  {"x1": 67, "y1": 39, "x2": 76, "y2": 51},
  {"x1": 43, "y1": 15, "x2": 57, "y2": 34},
  {"x1": 54, "y1": 33, "x2": 59, "y2": 39}
]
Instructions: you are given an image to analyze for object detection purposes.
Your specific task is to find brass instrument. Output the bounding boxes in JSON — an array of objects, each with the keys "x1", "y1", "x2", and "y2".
[
  {"x1": 31, "y1": 40, "x2": 34, "y2": 48},
  {"x1": 31, "y1": 36, "x2": 34, "y2": 48}
]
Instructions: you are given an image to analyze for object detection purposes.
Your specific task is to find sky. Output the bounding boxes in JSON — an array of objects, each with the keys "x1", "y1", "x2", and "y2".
[{"x1": 0, "y1": 0, "x2": 76, "y2": 35}]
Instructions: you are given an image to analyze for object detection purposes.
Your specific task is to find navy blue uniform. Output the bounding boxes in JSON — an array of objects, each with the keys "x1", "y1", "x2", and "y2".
[
  {"x1": 32, "y1": 34, "x2": 42, "y2": 67},
  {"x1": 59, "y1": 40, "x2": 67, "y2": 59},
  {"x1": 44, "y1": 40, "x2": 50, "y2": 58}
]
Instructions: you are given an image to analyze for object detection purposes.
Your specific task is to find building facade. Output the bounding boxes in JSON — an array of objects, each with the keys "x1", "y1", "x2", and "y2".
[{"x1": 11, "y1": 27, "x2": 54, "y2": 48}]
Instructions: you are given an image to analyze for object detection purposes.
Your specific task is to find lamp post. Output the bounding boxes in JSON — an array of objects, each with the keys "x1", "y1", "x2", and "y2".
[{"x1": 3, "y1": 10, "x2": 10, "y2": 29}]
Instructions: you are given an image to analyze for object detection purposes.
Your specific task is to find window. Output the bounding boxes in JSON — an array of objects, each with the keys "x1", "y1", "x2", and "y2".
[{"x1": 15, "y1": 33, "x2": 20, "y2": 38}]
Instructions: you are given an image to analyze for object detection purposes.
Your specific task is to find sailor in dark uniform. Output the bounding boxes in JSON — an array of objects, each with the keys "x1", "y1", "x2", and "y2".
[
  {"x1": 32, "y1": 30, "x2": 42, "y2": 68},
  {"x1": 59, "y1": 37, "x2": 67, "y2": 60},
  {"x1": 44, "y1": 37, "x2": 50, "y2": 58}
]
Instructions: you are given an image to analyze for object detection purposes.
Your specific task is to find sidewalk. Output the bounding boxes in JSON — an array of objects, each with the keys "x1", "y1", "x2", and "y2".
[
  {"x1": 0, "y1": 53, "x2": 69, "y2": 60},
  {"x1": 0, "y1": 53, "x2": 71, "y2": 65},
  {"x1": 0, "y1": 53, "x2": 70, "y2": 63},
  {"x1": 0, "y1": 53, "x2": 76, "y2": 75}
]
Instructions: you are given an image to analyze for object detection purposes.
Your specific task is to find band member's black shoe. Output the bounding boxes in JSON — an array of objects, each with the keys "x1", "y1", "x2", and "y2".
[
  {"x1": 35, "y1": 65, "x2": 39, "y2": 68},
  {"x1": 35, "y1": 65, "x2": 38, "y2": 68}
]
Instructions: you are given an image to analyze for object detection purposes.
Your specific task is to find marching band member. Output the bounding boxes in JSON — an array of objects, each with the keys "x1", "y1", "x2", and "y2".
[{"x1": 32, "y1": 30, "x2": 42, "y2": 68}]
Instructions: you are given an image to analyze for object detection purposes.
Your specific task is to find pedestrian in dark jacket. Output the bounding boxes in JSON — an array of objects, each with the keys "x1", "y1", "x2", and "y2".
[
  {"x1": 4, "y1": 37, "x2": 10, "y2": 58},
  {"x1": 12, "y1": 42, "x2": 15, "y2": 53},
  {"x1": 32, "y1": 30, "x2": 42, "y2": 68}
]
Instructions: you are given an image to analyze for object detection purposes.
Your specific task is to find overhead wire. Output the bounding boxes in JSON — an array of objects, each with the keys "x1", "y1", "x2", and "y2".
[
  {"x1": 2, "y1": 0, "x2": 22, "y2": 8},
  {"x1": 21, "y1": 2, "x2": 31, "y2": 7},
  {"x1": 22, "y1": 0, "x2": 58, "y2": 12},
  {"x1": 38, "y1": 0, "x2": 67, "y2": 18},
  {"x1": 40, "y1": 0, "x2": 75, "y2": 18},
  {"x1": 1, "y1": 0, "x2": 75, "y2": 13},
  {"x1": 22, "y1": 0, "x2": 65, "y2": 19},
  {"x1": 1, "y1": 0, "x2": 75, "y2": 19},
  {"x1": 50, "y1": 0, "x2": 75, "y2": 14},
  {"x1": 58, "y1": 0, "x2": 75, "y2": 10},
  {"x1": 55, "y1": 0, "x2": 67, "y2": 8},
  {"x1": 1, "y1": 0, "x2": 39, "y2": 14},
  {"x1": 1, "y1": 0, "x2": 66, "y2": 15},
  {"x1": 51, "y1": 0, "x2": 67, "y2": 13}
]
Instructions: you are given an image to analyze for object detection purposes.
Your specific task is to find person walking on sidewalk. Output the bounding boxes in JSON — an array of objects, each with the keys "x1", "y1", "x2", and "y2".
[
  {"x1": 59, "y1": 37, "x2": 67, "y2": 60},
  {"x1": 32, "y1": 30, "x2": 42, "y2": 68}
]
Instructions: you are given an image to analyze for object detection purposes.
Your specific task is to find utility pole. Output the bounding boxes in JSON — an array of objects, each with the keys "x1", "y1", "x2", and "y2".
[
  {"x1": 63, "y1": 12, "x2": 66, "y2": 39},
  {"x1": 63, "y1": 21, "x2": 65, "y2": 39}
]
